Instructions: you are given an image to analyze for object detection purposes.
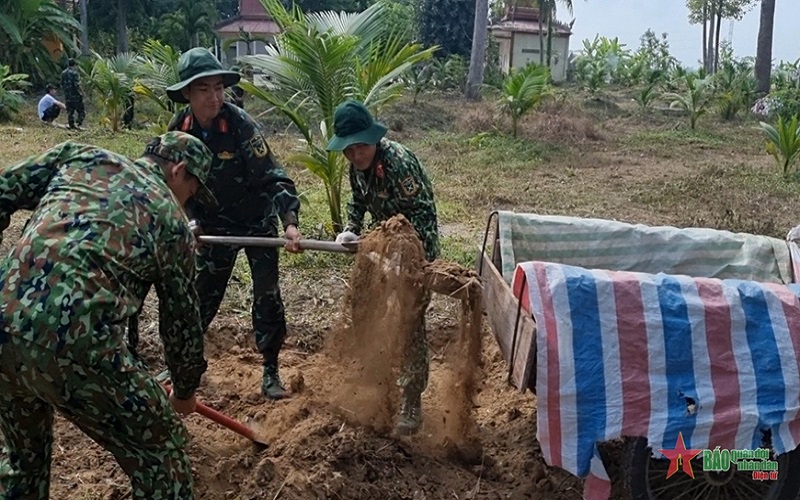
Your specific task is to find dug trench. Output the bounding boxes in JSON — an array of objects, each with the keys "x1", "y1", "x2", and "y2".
[{"x1": 33, "y1": 215, "x2": 593, "y2": 500}]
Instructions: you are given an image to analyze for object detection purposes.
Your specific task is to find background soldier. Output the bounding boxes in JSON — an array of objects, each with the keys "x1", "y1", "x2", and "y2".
[
  {"x1": 0, "y1": 132, "x2": 215, "y2": 499},
  {"x1": 165, "y1": 47, "x2": 303, "y2": 400},
  {"x1": 328, "y1": 99, "x2": 440, "y2": 434},
  {"x1": 60, "y1": 58, "x2": 85, "y2": 129}
]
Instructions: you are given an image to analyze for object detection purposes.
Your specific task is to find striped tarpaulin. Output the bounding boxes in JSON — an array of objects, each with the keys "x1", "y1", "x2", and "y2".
[
  {"x1": 498, "y1": 211, "x2": 793, "y2": 285},
  {"x1": 514, "y1": 261, "x2": 800, "y2": 500}
]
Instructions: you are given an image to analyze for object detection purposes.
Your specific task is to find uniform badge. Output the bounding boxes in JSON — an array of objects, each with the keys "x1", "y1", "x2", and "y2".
[
  {"x1": 218, "y1": 151, "x2": 235, "y2": 160},
  {"x1": 400, "y1": 176, "x2": 419, "y2": 197},
  {"x1": 248, "y1": 133, "x2": 270, "y2": 158}
]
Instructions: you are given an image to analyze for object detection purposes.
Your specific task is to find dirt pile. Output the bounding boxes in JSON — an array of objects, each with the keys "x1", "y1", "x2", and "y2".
[{"x1": 325, "y1": 214, "x2": 485, "y2": 458}]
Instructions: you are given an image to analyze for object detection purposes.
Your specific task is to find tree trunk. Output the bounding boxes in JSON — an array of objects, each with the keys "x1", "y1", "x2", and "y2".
[
  {"x1": 705, "y1": 0, "x2": 716, "y2": 73},
  {"x1": 713, "y1": 0, "x2": 723, "y2": 73},
  {"x1": 538, "y1": 0, "x2": 544, "y2": 65},
  {"x1": 116, "y1": 0, "x2": 128, "y2": 54},
  {"x1": 79, "y1": 0, "x2": 89, "y2": 56},
  {"x1": 466, "y1": 0, "x2": 489, "y2": 100},
  {"x1": 546, "y1": 17, "x2": 553, "y2": 67},
  {"x1": 701, "y1": 0, "x2": 707, "y2": 70},
  {"x1": 754, "y1": 0, "x2": 776, "y2": 94}
]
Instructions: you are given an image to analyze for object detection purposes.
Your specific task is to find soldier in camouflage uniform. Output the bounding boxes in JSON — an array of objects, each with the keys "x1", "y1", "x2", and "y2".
[
  {"x1": 165, "y1": 48, "x2": 302, "y2": 400},
  {"x1": 59, "y1": 58, "x2": 85, "y2": 129},
  {"x1": 327, "y1": 99, "x2": 439, "y2": 434},
  {"x1": 0, "y1": 131, "x2": 215, "y2": 499}
]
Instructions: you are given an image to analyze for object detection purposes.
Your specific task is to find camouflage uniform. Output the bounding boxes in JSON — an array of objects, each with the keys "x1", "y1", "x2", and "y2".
[
  {"x1": 345, "y1": 138, "x2": 440, "y2": 410},
  {"x1": 59, "y1": 66, "x2": 85, "y2": 129},
  {"x1": 168, "y1": 103, "x2": 301, "y2": 373},
  {"x1": 0, "y1": 136, "x2": 210, "y2": 499}
]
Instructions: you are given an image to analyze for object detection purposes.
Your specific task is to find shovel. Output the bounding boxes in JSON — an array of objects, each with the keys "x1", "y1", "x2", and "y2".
[
  {"x1": 197, "y1": 235, "x2": 358, "y2": 253},
  {"x1": 163, "y1": 383, "x2": 269, "y2": 448}
]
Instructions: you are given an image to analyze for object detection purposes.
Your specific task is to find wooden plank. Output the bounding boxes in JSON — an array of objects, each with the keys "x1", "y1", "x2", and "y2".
[{"x1": 476, "y1": 250, "x2": 537, "y2": 393}]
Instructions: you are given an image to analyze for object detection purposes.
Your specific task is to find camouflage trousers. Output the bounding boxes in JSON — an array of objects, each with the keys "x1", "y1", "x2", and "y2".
[
  {"x1": 65, "y1": 98, "x2": 84, "y2": 128},
  {"x1": 197, "y1": 243, "x2": 286, "y2": 366},
  {"x1": 0, "y1": 334, "x2": 194, "y2": 500},
  {"x1": 398, "y1": 293, "x2": 431, "y2": 401}
]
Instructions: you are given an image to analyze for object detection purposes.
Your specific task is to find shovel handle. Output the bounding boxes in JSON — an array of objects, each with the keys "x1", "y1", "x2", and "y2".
[
  {"x1": 194, "y1": 402, "x2": 259, "y2": 442},
  {"x1": 197, "y1": 235, "x2": 356, "y2": 253},
  {"x1": 162, "y1": 382, "x2": 266, "y2": 445}
]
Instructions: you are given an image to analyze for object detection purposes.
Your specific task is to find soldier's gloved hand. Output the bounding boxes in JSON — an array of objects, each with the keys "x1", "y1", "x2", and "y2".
[
  {"x1": 188, "y1": 220, "x2": 203, "y2": 247},
  {"x1": 335, "y1": 231, "x2": 359, "y2": 244}
]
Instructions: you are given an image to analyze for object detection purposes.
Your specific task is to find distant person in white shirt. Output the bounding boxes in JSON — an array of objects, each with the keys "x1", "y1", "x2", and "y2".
[{"x1": 37, "y1": 84, "x2": 66, "y2": 124}]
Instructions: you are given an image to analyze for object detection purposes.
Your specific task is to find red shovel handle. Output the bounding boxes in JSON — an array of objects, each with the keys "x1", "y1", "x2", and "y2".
[
  {"x1": 194, "y1": 401, "x2": 257, "y2": 441},
  {"x1": 161, "y1": 382, "x2": 266, "y2": 445}
]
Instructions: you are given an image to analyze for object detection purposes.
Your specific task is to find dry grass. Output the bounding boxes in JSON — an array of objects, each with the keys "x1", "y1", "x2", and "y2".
[{"x1": 0, "y1": 89, "x2": 794, "y2": 356}]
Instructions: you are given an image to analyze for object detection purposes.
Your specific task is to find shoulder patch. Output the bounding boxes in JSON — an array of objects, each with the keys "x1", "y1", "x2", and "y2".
[
  {"x1": 248, "y1": 133, "x2": 270, "y2": 158},
  {"x1": 400, "y1": 175, "x2": 419, "y2": 197}
]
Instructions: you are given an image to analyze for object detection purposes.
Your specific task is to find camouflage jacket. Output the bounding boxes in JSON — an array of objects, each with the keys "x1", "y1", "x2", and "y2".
[
  {"x1": 168, "y1": 103, "x2": 300, "y2": 236},
  {"x1": 0, "y1": 142, "x2": 206, "y2": 399},
  {"x1": 60, "y1": 67, "x2": 82, "y2": 102},
  {"x1": 346, "y1": 138, "x2": 440, "y2": 261}
]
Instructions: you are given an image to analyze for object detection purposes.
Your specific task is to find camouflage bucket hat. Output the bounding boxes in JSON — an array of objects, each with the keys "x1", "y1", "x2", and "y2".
[
  {"x1": 326, "y1": 100, "x2": 388, "y2": 151},
  {"x1": 144, "y1": 131, "x2": 218, "y2": 207},
  {"x1": 166, "y1": 48, "x2": 241, "y2": 104}
]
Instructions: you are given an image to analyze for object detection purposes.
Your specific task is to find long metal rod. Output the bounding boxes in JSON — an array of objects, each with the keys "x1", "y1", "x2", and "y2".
[{"x1": 197, "y1": 235, "x2": 356, "y2": 253}]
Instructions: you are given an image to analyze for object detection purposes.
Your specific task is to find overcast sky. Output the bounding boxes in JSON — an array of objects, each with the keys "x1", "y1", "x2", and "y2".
[{"x1": 565, "y1": 0, "x2": 799, "y2": 67}]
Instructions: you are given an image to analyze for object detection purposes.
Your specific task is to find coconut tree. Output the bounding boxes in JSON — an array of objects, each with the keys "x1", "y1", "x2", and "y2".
[
  {"x1": 87, "y1": 52, "x2": 142, "y2": 132},
  {"x1": 498, "y1": 63, "x2": 550, "y2": 137},
  {"x1": 133, "y1": 39, "x2": 181, "y2": 114},
  {"x1": 238, "y1": 0, "x2": 436, "y2": 231}
]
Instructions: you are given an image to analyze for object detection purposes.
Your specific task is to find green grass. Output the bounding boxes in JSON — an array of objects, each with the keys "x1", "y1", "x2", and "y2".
[{"x1": 628, "y1": 129, "x2": 728, "y2": 148}]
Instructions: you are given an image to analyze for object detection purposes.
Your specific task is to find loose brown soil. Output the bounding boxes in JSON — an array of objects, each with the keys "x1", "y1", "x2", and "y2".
[{"x1": 2, "y1": 212, "x2": 589, "y2": 500}]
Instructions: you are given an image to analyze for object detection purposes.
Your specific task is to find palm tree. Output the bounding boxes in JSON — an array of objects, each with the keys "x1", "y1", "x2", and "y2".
[
  {"x1": 158, "y1": 0, "x2": 216, "y2": 50},
  {"x1": 87, "y1": 52, "x2": 142, "y2": 132},
  {"x1": 133, "y1": 39, "x2": 181, "y2": 114},
  {"x1": 498, "y1": 64, "x2": 550, "y2": 137},
  {"x1": 238, "y1": 0, "x2": 436, "y2": 231},
  {"x1": 754, "y1": 0, "x2": 776, "y2": 94}
]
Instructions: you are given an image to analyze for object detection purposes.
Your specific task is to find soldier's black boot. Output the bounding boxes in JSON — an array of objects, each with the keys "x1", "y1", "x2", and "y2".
[
  {"x1": 261, "y1": 363, "x2": 288, "y2": 400},
  {"x1": 396, "y1": 391, "x2": 422, "y2": 435}
]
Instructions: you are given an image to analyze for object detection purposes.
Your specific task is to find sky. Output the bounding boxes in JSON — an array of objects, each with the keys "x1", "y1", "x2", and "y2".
[{"x1": 565, "y1": 0, "x2": 799, "y2": 67}]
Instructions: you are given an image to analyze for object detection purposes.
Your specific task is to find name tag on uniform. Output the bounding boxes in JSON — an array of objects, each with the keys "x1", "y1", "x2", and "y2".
[{"x1": 218, "y1": 151, "x2": 235, "y2": 160}]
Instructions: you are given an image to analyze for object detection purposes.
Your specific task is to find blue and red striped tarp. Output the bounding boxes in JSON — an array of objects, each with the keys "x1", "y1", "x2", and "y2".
[{"x1": 514, "y1": 261, "x2": 800, "y2": 500}]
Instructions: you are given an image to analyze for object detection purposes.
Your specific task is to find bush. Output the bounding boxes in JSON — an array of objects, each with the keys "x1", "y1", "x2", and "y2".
[{"x1": 0, "y1": 65, "x2": 30, "y2": 122}]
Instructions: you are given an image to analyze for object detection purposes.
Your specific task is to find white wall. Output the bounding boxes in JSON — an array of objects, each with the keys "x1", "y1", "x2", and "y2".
[{"x1": 510, "y1": 33, "x2": 570, "y2": 82}]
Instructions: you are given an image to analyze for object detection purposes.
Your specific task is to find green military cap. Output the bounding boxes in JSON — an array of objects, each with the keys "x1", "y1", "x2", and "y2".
[
  {"x1": 166, "y1": 48, "x2": 241, "y2": 104},
  {"x1": 144, "y1": 131, "x2": 218, "y2": 207},
  {"x1": 326, "y1": 99, "x2": 388, "y2": 151}
]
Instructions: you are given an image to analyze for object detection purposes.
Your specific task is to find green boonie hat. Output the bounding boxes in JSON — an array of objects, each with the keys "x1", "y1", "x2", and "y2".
[
  {"x1": 144, "y1": 131, "x2": 218, "y2": 207},
  {"x1": 326, "y1": 100, "x2": 388, "y2": 151},
  {"x1": 166, "y1": 48, "x2": 241, "y2": 104}
]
